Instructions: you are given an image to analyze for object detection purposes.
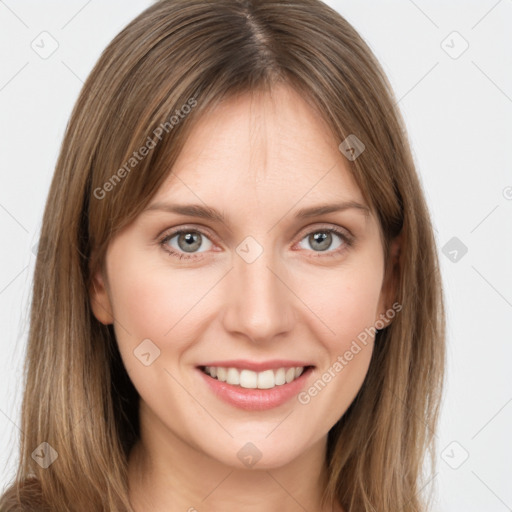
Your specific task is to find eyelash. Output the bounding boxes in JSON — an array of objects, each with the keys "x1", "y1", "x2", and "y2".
[{"x1": 158, "y1": 225, "x2": 354, "y2": 261}]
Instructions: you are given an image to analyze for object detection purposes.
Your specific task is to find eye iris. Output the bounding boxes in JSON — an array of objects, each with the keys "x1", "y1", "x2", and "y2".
[
  {"x1": 309, "y1": 232, "x2": 331, "y2": 251},
  {"x1": 178, "y1": 232, "x2": 201, "y2": 252}
]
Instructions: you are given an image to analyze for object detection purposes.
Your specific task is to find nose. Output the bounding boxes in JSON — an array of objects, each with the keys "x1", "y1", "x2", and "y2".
[{"x1": 221, "y1": 243, "x2": 295, "y2": 344}]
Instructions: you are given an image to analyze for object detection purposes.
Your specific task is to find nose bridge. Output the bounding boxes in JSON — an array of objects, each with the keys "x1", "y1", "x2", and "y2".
[{"x1": 222, "y1": 236, "x2": 294, "y2": 342}]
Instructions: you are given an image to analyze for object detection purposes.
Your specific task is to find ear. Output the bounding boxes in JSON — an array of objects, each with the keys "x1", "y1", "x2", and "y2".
[
  {"x1": 89, "y1": 266, "x2": 114, "y2": 325},
  {"x1": 375, "y1": 232, "x2": 402, "y2": 328}
]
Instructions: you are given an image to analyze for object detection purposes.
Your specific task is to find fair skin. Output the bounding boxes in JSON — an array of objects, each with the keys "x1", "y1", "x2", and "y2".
[{"x1": 91, "y1": 84, "x2": 396, "y2": 512}]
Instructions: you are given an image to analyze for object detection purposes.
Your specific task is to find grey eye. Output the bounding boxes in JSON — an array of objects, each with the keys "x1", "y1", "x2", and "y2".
[
  {"x1": 168, "y1": 231, "x2": 213, "y2": 253},
  {"x1": 299, "y1": 231, "x2": 343, "y2": 252}
]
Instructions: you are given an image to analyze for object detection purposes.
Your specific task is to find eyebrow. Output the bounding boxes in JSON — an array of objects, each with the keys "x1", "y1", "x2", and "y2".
[
  {"x1": 143, "y1": 200, "x2": 370, "y2": 225},
  {"x1": 294, "y1": 201, "x2": 370, "y2": 218}
]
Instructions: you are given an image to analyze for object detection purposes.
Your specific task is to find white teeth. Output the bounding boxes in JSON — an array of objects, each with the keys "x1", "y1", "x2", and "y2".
[
  {"x1": 257, "y1": 369, "x2": 275, "y2": 389},
  {"x1": 239, "y1": 369, "x2": 258, "y2": 388},
  {"x1": 274, "y1": 367, "x2": 286, "y2": 385},
  {"x1": 226, "y1": 367, "x2": 240, "y2": 385},
  {"x1": 202, "y1": 365, "x2": 308, "y2": 389}
]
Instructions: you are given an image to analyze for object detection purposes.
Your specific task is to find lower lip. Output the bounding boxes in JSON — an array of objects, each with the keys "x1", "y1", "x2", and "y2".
[{"x1": 196, "y1": 367, "x2": 314, "y2": 411}]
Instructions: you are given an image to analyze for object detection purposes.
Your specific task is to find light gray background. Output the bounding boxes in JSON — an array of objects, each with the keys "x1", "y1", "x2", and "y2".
[{"x1": 1, "y1": 1, "x2": 511, "y2": 510}]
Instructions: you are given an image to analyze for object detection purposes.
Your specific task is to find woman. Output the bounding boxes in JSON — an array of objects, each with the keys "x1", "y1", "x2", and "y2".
[{"x1": 0, "y1": 0, "x2": 445, "y2": 510}]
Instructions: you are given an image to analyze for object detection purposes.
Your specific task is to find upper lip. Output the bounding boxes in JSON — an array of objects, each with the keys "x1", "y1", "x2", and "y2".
[{"x1": 197, "y1": 359, "x2": 314, "y2": 372}]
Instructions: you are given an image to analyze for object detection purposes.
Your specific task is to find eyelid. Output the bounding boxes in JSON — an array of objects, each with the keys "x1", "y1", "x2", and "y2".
[
  {"x1": 291, "y1": 223, "x2": 354, "y2": 258},
  {"x1": 294, "y1": 222, "x2": 354, "y2": 243},
  {"x1": 158, "y1": 224, "x2": 221, "y2": 258},
  {"x1": 158, "y1": 224, "x2": 220, "y2": 245}
]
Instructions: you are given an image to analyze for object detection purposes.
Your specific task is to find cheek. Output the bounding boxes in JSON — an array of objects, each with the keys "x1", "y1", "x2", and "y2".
[
  {"x1": 299, "y1": 259, "x2": 384, "y2": 347},
  {"x1": 106, "y1": 249, "x2": 224, "y2": 379},
  {"x1": 292, "y1": 253, "x2": 383, "y2": 415},
  {"x1": 105, "y1": 257, "x2": 196, "y2": 411},
  {"x1": 295, "y1": 267, "x2": 382, "y2": 427},
  {"x1": 111, "y1": 270, "x2": 173, "y2": 337},
  {"x1": 107, "y1": 247, "x2": 199, "y2": 339}
]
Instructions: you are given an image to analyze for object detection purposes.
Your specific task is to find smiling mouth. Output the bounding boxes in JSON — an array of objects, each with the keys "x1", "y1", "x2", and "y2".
[{"x1": 198, "y1": 365, "x2": 314, "y2": 389}]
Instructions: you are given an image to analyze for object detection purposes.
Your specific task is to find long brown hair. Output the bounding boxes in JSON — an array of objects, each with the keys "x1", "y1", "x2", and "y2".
[{"x1": 0, "y1": 1, "x2": 445, "y2": 510}]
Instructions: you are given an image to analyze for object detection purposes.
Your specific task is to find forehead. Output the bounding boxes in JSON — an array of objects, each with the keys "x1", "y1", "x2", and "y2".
[{"x1": 152, "y1": 84, "x2": 365, "y2": 209}]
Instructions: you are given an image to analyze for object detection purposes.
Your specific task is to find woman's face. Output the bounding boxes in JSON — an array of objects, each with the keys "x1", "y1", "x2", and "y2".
[{"x1": 91, "y1": 84, "x2": 392, "y2": 469}]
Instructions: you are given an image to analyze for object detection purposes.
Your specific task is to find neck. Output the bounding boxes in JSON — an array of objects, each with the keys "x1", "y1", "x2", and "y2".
[{"x1": 128, "y1": 405, "x2": 342, "y2": 512}]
